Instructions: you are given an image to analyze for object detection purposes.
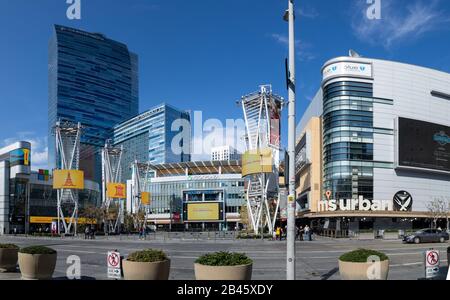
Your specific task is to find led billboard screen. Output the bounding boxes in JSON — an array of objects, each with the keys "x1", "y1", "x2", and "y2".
[
  {"x1": 398, "y1": 118, "x2": 450, "y2": 173},
  {"x1": 184, "y1": 202, "x2": 223, "y2": 222}
]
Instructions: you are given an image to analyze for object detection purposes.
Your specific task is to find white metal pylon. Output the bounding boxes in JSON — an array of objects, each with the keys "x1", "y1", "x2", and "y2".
[
  {"x1": 131, "y1": 161, "x2": 151, "y2": 229},
  {"x1": 54, "y1": 120, "x2": 82, "y2": 235},
  {"x1": 240, "y1": 85, "x2": 284, "y2": 235},
  {"x1": 101, "y1": 141, "x2": 123, "y2": 233}
]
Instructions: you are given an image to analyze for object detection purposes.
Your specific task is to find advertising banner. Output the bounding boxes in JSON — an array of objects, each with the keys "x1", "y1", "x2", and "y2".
[
  {"x1": 107, "y1": 183, "x2": 126, "y2": 199},
  {"x1": 398, "y1": 118, "x2": 450, "y2": 173},
  {"x1": 242, "y1": 148, "x2": 273, "y2": 177},
  {"x1": 186, "y1": 203, "x2": 221, "y2": 222},
  {"x1": 141, "y1": 192, "x2": 151, "y2": 205},
  {"x1": 30, "y1": 216, "x2": 96, "y2": 224},
  {"x1": 53, "y1": 170, "x2": 84, "y2": 190},
  {"x1": 322, "y1": 62, "x2": 373, "y2": 81},
  {"x1": 9, "y1": 148, "x2": 31, "y2": 167},
  {"x1": 269, "y1": 99, "x2": 281, "y2": 148}
]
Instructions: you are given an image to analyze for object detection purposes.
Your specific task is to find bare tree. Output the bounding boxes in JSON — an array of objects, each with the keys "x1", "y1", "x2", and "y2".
[{"x1": 427, "y1": 197, "x2": 449, "y2": 229}]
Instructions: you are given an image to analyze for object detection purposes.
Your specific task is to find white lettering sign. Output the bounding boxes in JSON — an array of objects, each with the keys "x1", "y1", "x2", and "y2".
[
  {"x1": 323, "y1": 62, "x2": 373, "y2": 81},
  {"x1": 319, "y1": 196, "x2": 392, "y2": 212}
]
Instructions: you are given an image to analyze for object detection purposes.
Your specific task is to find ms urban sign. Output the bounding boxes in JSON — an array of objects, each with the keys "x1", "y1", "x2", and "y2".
[
  {"x1": 318, "y1": 192, "x2": 414, "y2": 212},
  {"x1": 319, "y1": 196, "x2": 392, "y2": 212}
]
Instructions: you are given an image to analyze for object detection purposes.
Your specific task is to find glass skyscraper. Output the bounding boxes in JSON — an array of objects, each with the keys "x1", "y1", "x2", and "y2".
[
  {"x1": 113, "y1": 103, "x2": 191, "y2": 181},
  {"x1": 48, "y1": 25, "x2": 139, "y2": 182}
]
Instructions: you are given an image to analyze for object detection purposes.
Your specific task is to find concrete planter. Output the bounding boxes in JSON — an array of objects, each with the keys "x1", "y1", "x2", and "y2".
[
  {"x1": 339, "y1": 260, "x2": 389, "y2": 280},
  {"x1": 0, "y1": 248, "x2": 18, "y2": 272},
  {"x1": 18, "y1": 253, "x2": 57, "y2": 280},
  {"x1": 122, "y1": 259, "x2": 170, "y2": 280},
  {"x1": 194, "y1": 263, "x2": 252, "y2": 280}
]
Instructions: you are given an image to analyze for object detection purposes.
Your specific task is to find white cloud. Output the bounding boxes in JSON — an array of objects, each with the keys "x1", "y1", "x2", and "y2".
[
  {"x1": 2, "y1": 133, "x2": 49, "y2": 171},
  {"x1": 352, "y1": 0, "x2": 450, "y2": 49},
  {"x1": 270, "y1": 33, "x2": 316, "y2": 61},
  {"x1": 297, "y1": 7, "x2": 319, "y2": 19}
]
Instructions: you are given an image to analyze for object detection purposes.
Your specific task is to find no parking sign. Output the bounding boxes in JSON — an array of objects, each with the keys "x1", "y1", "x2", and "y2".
[{"x1": 425, "y1": 249, "x2": 440, "y2": 279}]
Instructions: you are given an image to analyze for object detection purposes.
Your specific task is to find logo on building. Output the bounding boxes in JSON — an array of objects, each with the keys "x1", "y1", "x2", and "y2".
[
  {"x1": 319, "y1": 196, "x2": 393, "y2": 212},
  {"x1": 433, "y1": 131, "x2": 450, "y2": 146},
  {"x1": 393, "y1": 191, "x2": 413, "y2": 212}
]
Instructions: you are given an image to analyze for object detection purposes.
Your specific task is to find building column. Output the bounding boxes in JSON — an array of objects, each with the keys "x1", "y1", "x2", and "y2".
[{"x1": 0, "y1": 161, "x2": 10, "y2": 235}]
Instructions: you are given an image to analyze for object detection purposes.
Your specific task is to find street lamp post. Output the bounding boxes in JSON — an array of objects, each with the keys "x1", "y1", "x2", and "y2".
[{"x1": 284, "y1": 0, "x2": 296, "y2": 280}]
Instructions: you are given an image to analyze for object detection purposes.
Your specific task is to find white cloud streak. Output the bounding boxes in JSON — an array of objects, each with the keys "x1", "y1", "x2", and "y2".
[
  {"x1": 297, "y1": 7, "x2": 319, "y2": 19},
  {"x1": 270, "y1": 33, "x2": 316, "y2": 62},
  {"x1": 352, "y1": 0, "x2": 450, "y2": 49}
]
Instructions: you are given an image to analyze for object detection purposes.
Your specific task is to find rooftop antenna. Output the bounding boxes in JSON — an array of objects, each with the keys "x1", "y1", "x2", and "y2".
[{"x1": 349, "y1": 49, "x2": 362, "y2": 58}]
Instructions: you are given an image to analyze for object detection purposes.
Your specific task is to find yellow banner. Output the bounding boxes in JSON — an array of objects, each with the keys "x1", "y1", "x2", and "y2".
[
  {"x1": 187, "y1": 203, "x2": 220, "y2": 221},
  {"x1": 107, "y1": 183, "x2": 126, "y2": 199},
  {"x1": 30, "y1": 216, "x2": 96, "y2": 224},
  {"x1": 141, "y1": 192, "x2": 151, "y2": 205},
  {"x1": 23, "y1": 149, "x2": 30, "y2": 166},
  {"x1": 242, "y1": 148, "x2": 273, "y2": 177},
  {"x1": 53, "y1": 170, "x2": 84, "y2": 190}
]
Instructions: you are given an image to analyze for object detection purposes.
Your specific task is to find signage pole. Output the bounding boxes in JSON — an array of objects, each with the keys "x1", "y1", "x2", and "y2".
[{"x1": 285, "y1": 0, "x2": 296, "y2": 280}]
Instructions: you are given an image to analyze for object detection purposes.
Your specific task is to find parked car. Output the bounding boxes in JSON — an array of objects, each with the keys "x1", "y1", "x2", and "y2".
[{"x1": 403, "y1": 229, "x2": 449, "y2": 244}]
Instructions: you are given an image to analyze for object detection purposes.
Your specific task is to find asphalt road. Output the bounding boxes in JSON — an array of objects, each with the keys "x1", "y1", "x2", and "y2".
[{"x1": 0, "y1": 235, "x2": 448, "y2": 280}]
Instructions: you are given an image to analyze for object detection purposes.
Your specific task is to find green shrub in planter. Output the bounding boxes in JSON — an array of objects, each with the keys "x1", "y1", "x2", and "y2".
[
  {"x1": 19, "y1": 246, "x2": 57, "y2": 255},
  {"x1": 196, "y1": 252, "x2": 252, "y2": 266},
  {"x1": 0, "y1": 244, "x2": 19, "y2": 249},
  {"x1": 123, "y1": 249, "x2": 170, "y2": 280},
  {"x1": 339, "y1": 249, "x2": 390, "y2": 280},
  {"x1": 339, "y1": 249, "x2": 388, "y2": 263},
  {"x1": 0, "y1": 244, "x2": 19, "y2": 272},
  {"x1": 18, "y1": 246, "x2": 57, "y2": 280},
  {"x1": 194, "y1": 252, "x2": 253, "y2": 280},
  {"x1": 127, "y1": 249, "x2": 167, "y2": 263}
]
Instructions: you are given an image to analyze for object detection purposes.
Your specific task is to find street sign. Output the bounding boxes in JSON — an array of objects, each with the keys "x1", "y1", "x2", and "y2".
[
  {"x1": 107, "y1": 251, "x2": 121, "y2": 279},
  {"x1": 425, "y1": 249, "x2": 440, "y2": 279}
]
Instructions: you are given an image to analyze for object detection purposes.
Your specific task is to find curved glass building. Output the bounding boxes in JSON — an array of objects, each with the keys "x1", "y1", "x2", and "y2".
[{"x1": 296, "y1": 54, "x2": 450, "y2": 232}]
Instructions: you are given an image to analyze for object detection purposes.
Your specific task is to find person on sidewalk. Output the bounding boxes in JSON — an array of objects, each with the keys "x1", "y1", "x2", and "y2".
[
  {"x1": 84, "y1": 226, "x2": 89, "y2": 240},
  {"x1": 304, "y1": 225, "x2": 311, "y2": 241}
]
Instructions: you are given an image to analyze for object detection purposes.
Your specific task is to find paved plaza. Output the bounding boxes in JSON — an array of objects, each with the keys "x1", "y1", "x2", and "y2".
[{"x1": 0, "y1": 235, "x2": 448, "y2": 280}]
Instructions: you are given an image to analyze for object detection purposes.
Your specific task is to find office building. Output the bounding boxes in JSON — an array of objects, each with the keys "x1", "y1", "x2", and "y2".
[
  {"x1": 0, "y1": 141, "x2": 101, "y2": 234},
  {"x1": 211, "y1": 146, "x2": 241, "y2": 161},
  {"x1": 127, "y1": 161, "x2": 245, "y2": 231},
  {"x1": 113, "y1": 103, "x2": 191, "y2": 181},
  {"x1": 48, "y1": 25, "x2": 139, "y2": 182},
  {"x1": 296, "y1": 54, "x2": 450, "y2": 233}
]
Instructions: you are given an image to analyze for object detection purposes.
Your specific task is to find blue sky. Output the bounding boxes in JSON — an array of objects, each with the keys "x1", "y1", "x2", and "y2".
[{"x1": 1, "y1": 0, "x2": 450, "y2": 168}]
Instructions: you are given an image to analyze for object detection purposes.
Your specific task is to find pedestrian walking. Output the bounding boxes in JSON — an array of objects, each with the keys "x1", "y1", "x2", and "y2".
[
  {"x1": 84, "y1": 226, "x2": 89, "y2": 239},
  {"x1": 276, "y1": 226, "x2": 281, "y2": 241},
  {"x1": 304, "y1": 225, "x2": 311, "y2": 241}
]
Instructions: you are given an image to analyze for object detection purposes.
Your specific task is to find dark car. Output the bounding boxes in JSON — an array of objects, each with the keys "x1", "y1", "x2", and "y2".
[{"x1": 403, "y1": 229, "x2": 449, "y2": 244}]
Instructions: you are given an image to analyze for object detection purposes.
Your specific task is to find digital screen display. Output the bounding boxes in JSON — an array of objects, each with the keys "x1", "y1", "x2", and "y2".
[
  {"x1": 183, "y1": 202, "x2": 224, "y2": 222},
  {"x1": 398, "y1": 118, "x2": 450, "y2": 172}
]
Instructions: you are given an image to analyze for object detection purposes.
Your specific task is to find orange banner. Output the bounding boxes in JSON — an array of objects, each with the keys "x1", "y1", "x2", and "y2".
[
  {"x1": 141, "y1": 192, "x2": 151, "y2": 205},
  {"x1": 107, "y1": 183, "x2": 126, "y2": 199},
  {"x1": 53, "y1": 170, "x2": 84, "y2": 190}
]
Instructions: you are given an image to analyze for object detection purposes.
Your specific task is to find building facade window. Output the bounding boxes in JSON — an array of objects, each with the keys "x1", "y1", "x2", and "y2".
[{"x1": 323, "y1": 81, "x2": 374, "y2": 200}]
